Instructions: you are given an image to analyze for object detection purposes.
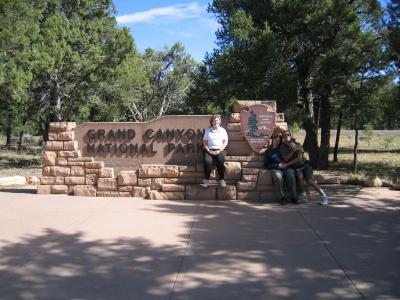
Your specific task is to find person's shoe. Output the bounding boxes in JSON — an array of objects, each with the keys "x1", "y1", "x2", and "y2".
[
  {"x1": 297, "y1": 192, "x2": 307, "y2": 203},
  {"x1": 291, "y1": 198, "x2": 298, "y2": 204},
  {"x1": 279, "y1": 197, "x2": 287, "y2": 205},
  {"x1": 201, "y1": 179, "x2": 209, "y2": 188},
  {"x1": 320, "y1": 194, "x2": 329, "y2": 205},
  {"x1": 220, "y1": 179, "x2": 227, "y2": 188}
]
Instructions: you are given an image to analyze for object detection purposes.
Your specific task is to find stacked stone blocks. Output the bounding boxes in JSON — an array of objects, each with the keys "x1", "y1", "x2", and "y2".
[{"x1": 38, "y1": 100, "x2": 287, "y2": 201}]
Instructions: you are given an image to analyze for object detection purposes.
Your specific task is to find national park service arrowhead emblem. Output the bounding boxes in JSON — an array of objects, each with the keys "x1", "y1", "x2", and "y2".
[{"x1": 240, "y1": 105, "x2": 276, "y2": 153}]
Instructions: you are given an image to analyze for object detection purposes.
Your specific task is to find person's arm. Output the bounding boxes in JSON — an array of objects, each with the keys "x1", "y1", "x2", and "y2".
[
  {"x1": 203, "y1": 129, "x2": 213, "y2": 154},
  {"x1": 284, "y1": 154, "x2": 303, "y2": 167},
  {"x1": 281, "y1": 142, "x2": 302, "y2": 162},
  {"x1": 282, "y1": 150, "x2": 295, "y2": 162},
  {"x1": 265, "y1": 150, "x2": 285, "y2": 169},
  {"x1": 203, "y1": 139, "x2": 211, "y2": 154},
  {"x1": 284, "y1": 146, "x2": 304, "y2": 167},
  {"x1": 280, "y1": 144, "x2": 293, "y2": 162}
]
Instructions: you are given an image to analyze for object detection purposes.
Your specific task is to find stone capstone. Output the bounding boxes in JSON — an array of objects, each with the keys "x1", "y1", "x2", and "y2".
[
  {"x1": 43, "y1": 151, "x2": 57, "y2": 166},
  {"x1": 161, "y1": 184, "x2": 185, "y2": 192},
  {"x1": 149, "y1": 191, "x2": 185, "y2": 200},
  {"x1": 217, "y1": 185, "x2": 237, "y2": 200},
  {"x1": 46, "y1": 141, "x2": 64, "y2": 151},
  {"x1": 233, "y1": 100, "x2": 276, "y2": 113},
  {"x1": 64, "y1": 141, "x2": 78, "y2": 151},
  {"x1": 138, "y1": 165, "x2": 179, "y2": 178},
  {"x1": 74, "y1": 186, "x2": 96, "y2": 197},
  {"x1": 37, "y1": 185, "x2": 51, "y2": 194},
  {"x1": 257, "y1": 169, "x2": 273, "y2": 185},
  {"x1": 224, "y1": 162, "x2": 242, "y2": 180},
  {"x1": 132, "y1": 187, "x2": 150, "y2": 198},
  {"x1": 237, "y1": 181, "x2": 257, "y2": 192},
  {"x1": 117, "y1": 171, "x2": 137, "y2": 185},
  {"x1": 186, "y1": 185, "x2": 216, "y2": 200},
  {"x1": 99, "y1": 168, "x2": 114, "y2": 178},
  {"x1": 151, "y1": 178, "x2": 164, "y2": 190},
  {"x1": 97, "y1": 178, "x2": 117, "y2": 191},
  {"x1": 51, "y1": 185, "x2": 68, "y2": 194},
  {"x1": 85, "y1": 174, "x2": 98, "y2": 185}
]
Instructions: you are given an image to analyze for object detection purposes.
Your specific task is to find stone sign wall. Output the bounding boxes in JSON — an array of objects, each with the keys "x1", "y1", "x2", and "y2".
[
  {"x1": 73, "y1": 116, "x2": 228, "y2": 174},
  {"x1": 38, "y1": 100, "x2": 288, "y2": 201}
]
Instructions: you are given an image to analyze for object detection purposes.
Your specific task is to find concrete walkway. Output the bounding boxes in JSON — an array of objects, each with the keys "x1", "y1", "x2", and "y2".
[{"x1": 0, "y1": 185, "x2": 399, "y2": 300}]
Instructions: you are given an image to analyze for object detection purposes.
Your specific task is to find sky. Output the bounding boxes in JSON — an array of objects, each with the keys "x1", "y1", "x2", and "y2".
[{"x1": 114, "y1": 1, "x2": 219, "y2": 62}]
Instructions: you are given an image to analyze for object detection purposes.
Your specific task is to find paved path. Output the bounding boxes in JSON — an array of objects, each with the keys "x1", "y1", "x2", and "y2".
[{"x1": 0, "y1": 185, "x2": 399, "y2": 300}]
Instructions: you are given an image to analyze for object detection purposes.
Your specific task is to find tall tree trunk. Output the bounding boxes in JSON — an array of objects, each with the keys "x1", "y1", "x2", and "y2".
[
  {"x1": 51, "y1": 78, "x2": 62, "y2": 122},
  {"x1": 303, "y1": 117, "x2": 319, "y2": 168},
  {"x1": 39, "y1": 119, "x2": 49, "y2": 144},
  {"x1": 5, "y1": 125, "x2": 12, "y2": 149},
  {"x1": 333, "y1": 110, "x2": 343, "y2": 162},
  {"x1": 17, "y1": 117, "x2": 28, "y2": 152},
  {"x1": 318, "y1": 91, "x2": 331, "y2": 169},
  {"x1": 352, "y1": 124, "x2": 359, "y2": 173},
  {"x1": 300, "y1": 80, "x2": 319, "y2": 168},
  {"x1": 17, "y1": 131, "x2": 23, "y2": 152}
]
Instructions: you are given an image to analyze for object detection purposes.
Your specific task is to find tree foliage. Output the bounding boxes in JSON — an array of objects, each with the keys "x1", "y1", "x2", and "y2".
[
  {"x1": 189, "y1": 0, "x2": 391, "y2": 168},
  {"x1": 120, "y1": 43, "x2": 195, "y2": 122},
  {"x1": 0, "y1": 0, "x2": 44, "y2": 146}
]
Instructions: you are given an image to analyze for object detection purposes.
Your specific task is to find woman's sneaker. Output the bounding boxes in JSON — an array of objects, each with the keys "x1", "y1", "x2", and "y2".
[
  {"x1": 297, "y1": 192, "x2": 307, "y2": 203},
  {"x1": 320, "y1": 194, "x2": 329, "y2": 205},
  {"x1": 220, "y1": 179, "x2": 227, "y2": 188},
  {"x1": 201, "y1": 179, "x2": 209, "y2": 188}
]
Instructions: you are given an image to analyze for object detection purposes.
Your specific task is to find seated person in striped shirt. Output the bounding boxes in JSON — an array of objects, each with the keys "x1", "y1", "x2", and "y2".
[{"x1": 279, "y1": 130, "x2": 329, "y2": 205}]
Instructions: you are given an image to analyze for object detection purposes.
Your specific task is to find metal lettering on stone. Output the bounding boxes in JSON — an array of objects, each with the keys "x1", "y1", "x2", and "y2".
[{"x1": 240, "y1": 105, "x2": 276, "y2": 153}]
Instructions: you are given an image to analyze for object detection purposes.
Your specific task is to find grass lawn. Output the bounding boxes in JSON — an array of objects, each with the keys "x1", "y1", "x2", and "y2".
[
  {"x1": 0, "y1": 142, "x2": 42, "y2": 177},
  {"x1": 293, "y1": 132, "x2": 400, "y2": 183},
  {"x1": 328, "y1": 152, "x2": 400, "y2": 183}
]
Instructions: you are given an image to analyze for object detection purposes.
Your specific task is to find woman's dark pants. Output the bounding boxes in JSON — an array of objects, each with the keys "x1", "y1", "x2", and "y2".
[{"x1": 204, "y1": 151, "x2": 226, "y2": 180}]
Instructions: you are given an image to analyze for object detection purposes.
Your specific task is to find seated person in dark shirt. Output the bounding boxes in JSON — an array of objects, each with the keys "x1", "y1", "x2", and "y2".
[{"x1": 260, "y1": 134, "x2": 297, "y2": 205}]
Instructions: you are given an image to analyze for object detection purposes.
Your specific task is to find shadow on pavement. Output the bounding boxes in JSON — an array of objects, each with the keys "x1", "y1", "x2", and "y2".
[
  {"x1": 0, "y1": 185, "x2": 399, "y2": 299},
  {"x1": 0, "y1": 187, "x2": 37, "y2": 194}
]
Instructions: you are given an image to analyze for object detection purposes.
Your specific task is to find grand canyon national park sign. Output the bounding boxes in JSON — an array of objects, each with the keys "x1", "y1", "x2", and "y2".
[
  {"x1": 240, "y1": 105, "x2": 276, "y2": 153},
  {"x1": 74, "y1": 116, "x2": 229, "y2": 173},
  {"x1": 38, "y1": 100, "x2": 289, "y2": 199}
]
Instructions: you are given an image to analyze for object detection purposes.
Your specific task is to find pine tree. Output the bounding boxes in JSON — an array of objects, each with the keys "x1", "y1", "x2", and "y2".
[{"x1": 247, "y1": 110, "x2": 258, "y2": 137}]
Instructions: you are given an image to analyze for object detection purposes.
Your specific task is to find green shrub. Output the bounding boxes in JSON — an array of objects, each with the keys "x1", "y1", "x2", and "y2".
[
  {"x1": 289, "y1": 122, "x2": 301, "y2": 135},
  {"x1": 363, "y1": 123, "x2": 373, "y2": 146}
]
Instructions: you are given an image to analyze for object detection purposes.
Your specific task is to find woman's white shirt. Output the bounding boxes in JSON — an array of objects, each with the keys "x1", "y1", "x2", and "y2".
[{"x1": 203, "y1": 126, "x2": 228, "y2": 149}]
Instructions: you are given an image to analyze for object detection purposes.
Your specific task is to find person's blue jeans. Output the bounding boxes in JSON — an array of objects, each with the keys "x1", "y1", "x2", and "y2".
[{"x1": 270, "y1": 168, "x2": 297, "y2": 199}]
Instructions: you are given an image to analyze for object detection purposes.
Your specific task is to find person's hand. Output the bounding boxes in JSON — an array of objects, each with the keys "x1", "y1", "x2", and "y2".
[{"x1": 278, "y1": 163, "x2": 287, "y2": 169}]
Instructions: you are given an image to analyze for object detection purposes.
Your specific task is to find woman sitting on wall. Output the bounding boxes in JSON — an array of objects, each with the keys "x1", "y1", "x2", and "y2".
[
  {"x1": 201, "y1": 115, "x2": 228, "y2": 188},
  {"x1": 260, "y1": 133, "x2": 298, "y2": 205}
]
